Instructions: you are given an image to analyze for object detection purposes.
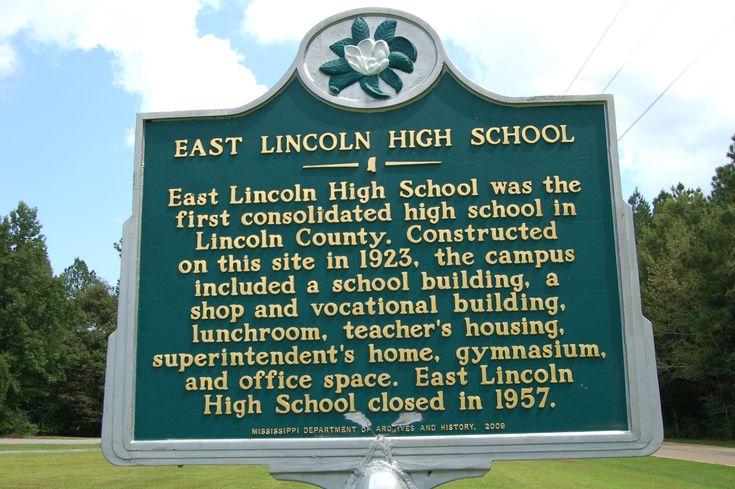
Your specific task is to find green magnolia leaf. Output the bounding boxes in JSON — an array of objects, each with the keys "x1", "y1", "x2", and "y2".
[
  {"x1": 375, "y1": 20, "x2": 397, "y2": 42},
  {"x1": 351, "y1": 17, "x2": 370, "y2": 42},
  {"x1": 380, "y1": 69, "x2": 403, "y2": 93},
  {"x1": 330, "y1": 38, "x2": 354, "y2": 57},
  {"x1": 329, "y1": 71, "x2": 364, "y2": 93},
  {"x1": 389, "y1": 52, "x2": 414, "y2": 73},
  {"x1": 319, "y1": 58, "x2": 353, "y2": 75},
  {"x1": 360, "y1": 75, "x2": 389, "y2": 99},
  {"x1": 389, "y1": 36, "x2": 417, "y2": 61}
]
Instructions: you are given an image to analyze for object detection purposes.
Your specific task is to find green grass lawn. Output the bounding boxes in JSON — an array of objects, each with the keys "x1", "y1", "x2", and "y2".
[{"x1": 0, "y1": 445, "x2": 732, "y2": 489}]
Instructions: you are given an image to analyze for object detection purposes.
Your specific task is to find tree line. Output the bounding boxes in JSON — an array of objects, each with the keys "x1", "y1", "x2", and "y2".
[
  {"x1": 630, "y1": 135, "x2": 735, "y2": 438},
  {"x1": 0, "y1": 135, "x2": 733, "y2": 438},
  {"x1": 0, "y1": 204, "x2": 117, "y2": 436}
]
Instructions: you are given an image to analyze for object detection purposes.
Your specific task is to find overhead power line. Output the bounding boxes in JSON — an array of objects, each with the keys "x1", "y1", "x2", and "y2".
[
  {"x1": 602, "y1": 0, "x2": 674, "y2": 93},
  {"x1": 618, "y1": 15, "x2": 734, "y2": 141},
  {"x1": 564, "y1": 0, "x2": 628, "y2": 95}
]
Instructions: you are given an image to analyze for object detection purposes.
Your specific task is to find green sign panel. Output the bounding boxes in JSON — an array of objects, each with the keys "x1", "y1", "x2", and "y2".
[{"x1": 103, "y1": 8, "x2": 661, "y2": 479}]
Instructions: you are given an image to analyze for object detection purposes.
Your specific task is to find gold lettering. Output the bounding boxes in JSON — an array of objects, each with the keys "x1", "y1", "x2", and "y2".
[
  {"x1": 209, "y1": 137, "x2": 224, "y2": 156},
  {"x1": 174, "y1": 139, "x2": 188, "y2": 157},
  {"x1": 189, "y1": 138, "x2": 206, "y2": 157},
  {"x1": 225, "y1": 136, "x2": 243, "y2": 155}
]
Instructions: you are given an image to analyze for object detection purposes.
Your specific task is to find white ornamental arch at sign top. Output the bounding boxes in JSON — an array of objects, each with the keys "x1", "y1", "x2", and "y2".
[{"x1": 298, "y1": 10, "x2": 443, "y2": 110}]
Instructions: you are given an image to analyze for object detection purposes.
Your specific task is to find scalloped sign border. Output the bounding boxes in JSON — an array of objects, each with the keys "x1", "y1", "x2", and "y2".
[{"x1": 102, "y1": 8, "x2": 663, "y2": 487}]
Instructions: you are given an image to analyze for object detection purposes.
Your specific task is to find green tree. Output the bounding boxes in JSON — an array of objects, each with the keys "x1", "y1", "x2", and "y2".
[
  {"x1": 710, "y1": 134, "x2": 735, "y2": 206},
  {"x1": 0, "y1": 202, "x2": 71, "y2": 435},
  {"x1": 632, "y1": 134, "x2": 735, "y2": 438},
  {"x1": 693, "y1": 136, "x2": 735, "y2": 437},
  {"x1": 633, "y1": 186, "x2": 711, "y2": 435},
  {"x1": 49, "y1": 258, "x2": 118, "y2": 436},
  {"x1": 628, "y1": 189, "x2": 653, "y2": 233}
]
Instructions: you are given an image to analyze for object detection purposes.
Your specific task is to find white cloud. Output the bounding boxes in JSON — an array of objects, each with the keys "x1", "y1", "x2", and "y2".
[
  {"x1": 124, "y1": 126, "x2": 135, "y2": 148},
  {"x1": 0, "y1": 44, "x2": 17, "y2": 76},
  {"x1": 2, "y1": 1, "x2": 732, "y2": 198},
  {"x1": 0, "y1": 0, "x2": 267, "y2": 111},
  {"x1": 242, "y1": 0, "x2": 735, "y2": 199}
]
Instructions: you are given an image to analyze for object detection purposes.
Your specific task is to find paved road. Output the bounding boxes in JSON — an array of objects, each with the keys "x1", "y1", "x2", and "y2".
[
  {"x1": 0, "y1": 438, "x2": 100, "y2": 445},
  {"x1": 0, "y1": 438, "x2": 101, "y2": 456},
  {"x1": 1, "y1": 438, "x2": 733, "y2": 467},
  {"x1": 653, "y1": 442, "x2": 735, "y2": 467},
  {"x1": 0, "y1": 448, "x2": 98, "y2": 455}
]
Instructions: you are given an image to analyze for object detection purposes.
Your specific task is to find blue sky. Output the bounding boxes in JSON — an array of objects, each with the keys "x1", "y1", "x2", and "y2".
[{"x1": 1, "y1": 0, "x2": 733, "y2": 284}]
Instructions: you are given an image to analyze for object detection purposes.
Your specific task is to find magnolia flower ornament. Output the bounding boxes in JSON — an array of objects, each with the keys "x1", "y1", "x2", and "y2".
[
  {"x1": 319, "y1": 17, "x2": 417, "y2": 99},
  {"x1": 344, "y1": 39, "x2": 390, "y2": 76}
]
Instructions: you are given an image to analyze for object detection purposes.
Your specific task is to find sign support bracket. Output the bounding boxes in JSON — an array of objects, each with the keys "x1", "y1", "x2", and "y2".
[{"x1": 269, "y1": 462, "x2": 490, "y2": 489}]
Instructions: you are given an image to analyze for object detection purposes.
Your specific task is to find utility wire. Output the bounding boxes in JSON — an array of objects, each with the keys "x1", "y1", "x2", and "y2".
[
  {"x1": 618, "y1": 15, "x2": 734, "y2": 141},
  {"x1": 602, "y1": 0, "x2": 674, "y2": 93},
  {"x1": 564, "y1": 0, "x2": 628, "y2": 94}
]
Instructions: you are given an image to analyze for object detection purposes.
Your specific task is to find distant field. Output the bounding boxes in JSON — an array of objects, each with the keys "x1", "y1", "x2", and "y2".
[{"x1": 0, "y1": 445, "x2": 732, "y2": 489}]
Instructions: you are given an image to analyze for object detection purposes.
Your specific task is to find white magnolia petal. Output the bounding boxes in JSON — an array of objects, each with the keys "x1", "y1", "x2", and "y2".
[
  {"x1": 364, "y1": 58, "x2": 389, "y2": 76},
  {"x1": 344, "y1": 44, "x2": 361, "y2": 57},
  {"x1": 357, "y1": 38, "x2": 377, "y2": 57},
  {"x1": 344, "y1": 46, "x2": 367, "y2": 73},
  {"x1": 344, "y1": 44, "x2": 362, "y2": 66},
  {"x1": 373, "y1": 40, "x2": 390, "y2": 60}
]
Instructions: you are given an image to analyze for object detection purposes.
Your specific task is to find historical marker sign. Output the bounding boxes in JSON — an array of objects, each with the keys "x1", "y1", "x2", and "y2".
[{"x1": 103, "y1": 8, "x2": 662, "y2": 486}]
